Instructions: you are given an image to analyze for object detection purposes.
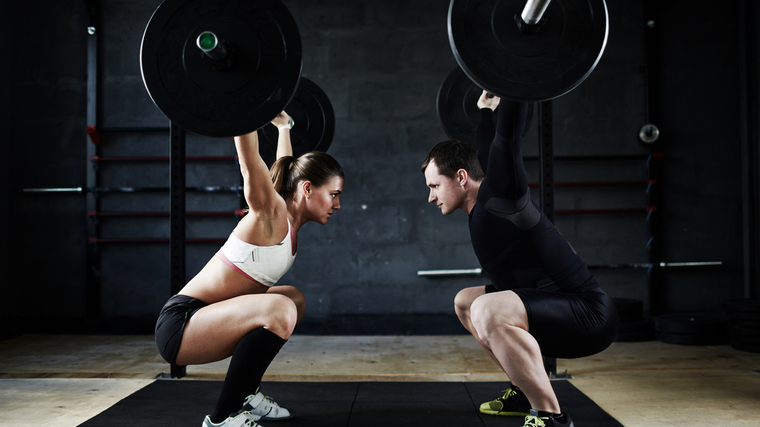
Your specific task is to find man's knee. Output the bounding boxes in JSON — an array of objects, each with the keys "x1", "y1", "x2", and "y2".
[
  {"x1": 470, "y1": 295, "x2": 497, "y2": 344},
  {"x1": 454, "y1": 287, "x2": 483, "y2": 316},
  {"x1": 470, "y1": 292, "x2": 526, "y2": 345}
]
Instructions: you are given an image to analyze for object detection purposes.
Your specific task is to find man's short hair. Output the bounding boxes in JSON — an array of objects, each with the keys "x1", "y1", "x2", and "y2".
[{"x1": 421, "y1": 140, "x2": 484, "y2": 181}]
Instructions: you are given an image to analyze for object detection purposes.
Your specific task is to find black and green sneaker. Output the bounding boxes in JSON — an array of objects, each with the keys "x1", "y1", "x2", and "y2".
[
  {"x1": 522, "y1": 409, "x2": 574, "y2": 427},
  {"x1": 479, "y1": 385, "x2": 531, "y2": 416}
]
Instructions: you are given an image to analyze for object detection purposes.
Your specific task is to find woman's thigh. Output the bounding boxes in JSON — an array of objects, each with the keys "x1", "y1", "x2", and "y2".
[{"x1": 176, "y1": 293, "x2": 296, "y2": 365}]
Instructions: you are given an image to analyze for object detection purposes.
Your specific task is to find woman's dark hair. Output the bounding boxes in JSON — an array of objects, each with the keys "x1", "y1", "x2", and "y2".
[
  {"x1": 421, "y1": 140, "x2": 484, "y2": 181},
  {"x1": 270, "y1": 152, "x2": 344, "y2": 200}
]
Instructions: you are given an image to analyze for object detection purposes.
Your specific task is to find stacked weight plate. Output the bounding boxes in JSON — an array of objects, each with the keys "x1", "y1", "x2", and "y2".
[
  {"x1": 656, "y1": 313, "x2": 729, "y2": 346},
  {"x1": 724, "y1": 299, "x2": 760, "y2": 353},
  {"x1": 613, "y1": 298, "x2": 655, "y2": 342}
]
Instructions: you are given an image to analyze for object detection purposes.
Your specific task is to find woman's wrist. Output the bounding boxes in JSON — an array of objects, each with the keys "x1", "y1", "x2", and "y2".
[{"x1": 277, "y1": 116, "x2": 295, "y2": 130}]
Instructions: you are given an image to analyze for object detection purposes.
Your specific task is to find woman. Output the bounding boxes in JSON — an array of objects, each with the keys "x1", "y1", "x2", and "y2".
[{"x1": 155, "y1": 112, "x2": 344, "y2": 427}]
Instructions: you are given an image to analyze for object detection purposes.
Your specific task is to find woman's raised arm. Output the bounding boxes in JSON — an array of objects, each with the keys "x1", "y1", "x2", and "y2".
[
  {"x1": 233, "y1": 131, "x2": 281, "y2": 214},
  {"x1": 271, "y1": 111, "x2": 294, "y2": 160}
]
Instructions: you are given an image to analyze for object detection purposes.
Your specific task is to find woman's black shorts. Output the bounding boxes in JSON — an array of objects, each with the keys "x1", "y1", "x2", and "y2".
[
  {"x1": 488, "y1": 285, "x2": 619, "y2": 359},
  {"x1": 155, "y1": 294, "x2": 207, "y2": 366}
]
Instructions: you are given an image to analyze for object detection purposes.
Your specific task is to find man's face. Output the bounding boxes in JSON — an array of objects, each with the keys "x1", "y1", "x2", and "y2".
[{"x1": 424, "y1": 160, "x2": 463, "y2": 216}]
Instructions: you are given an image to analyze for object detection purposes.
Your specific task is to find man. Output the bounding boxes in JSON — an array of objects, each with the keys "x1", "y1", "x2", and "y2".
[{"x1": 422, "y1": 92, "x2": 618, "y2": 427}]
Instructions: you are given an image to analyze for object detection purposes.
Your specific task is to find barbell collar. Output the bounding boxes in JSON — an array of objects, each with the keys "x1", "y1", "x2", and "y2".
[
  {"x1": 196, "y1": 31, "x2": 227, "y2": 62},
  {"x1": 521, "y1": 0, "x2": 552, "y2": 25}
]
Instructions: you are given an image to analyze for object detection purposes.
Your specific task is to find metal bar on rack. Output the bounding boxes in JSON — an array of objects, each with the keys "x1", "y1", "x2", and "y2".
[
  {"x1": 88, "y1": 238, "x2": 226, "y2": 244},
  {"x1": 417, "y1": 268, "x2": 483, "y2": 276},
  {"x1": 419, "y1": 261, "x2": 724, "y2": 276},
  {"x1": 23, "y1": 186, "x2": 244, "y2": 193},
  {"x1": 88, "y1": 211, "x2": 245, "y2": 217},
  {"x1": 97, "y1": 127, "x2": 170, "y2": 133},
  {"x1": 90, "y1": 156, "x2": 236, "y2": 162}
]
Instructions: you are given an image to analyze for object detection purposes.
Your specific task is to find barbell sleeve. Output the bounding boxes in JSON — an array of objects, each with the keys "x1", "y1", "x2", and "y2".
[
  {"x1": 521, "y1": 0, "x2": 552, "y2": 25},
  {"x1": 196, "y1": 31, "x2": 227, "y2": 61}
]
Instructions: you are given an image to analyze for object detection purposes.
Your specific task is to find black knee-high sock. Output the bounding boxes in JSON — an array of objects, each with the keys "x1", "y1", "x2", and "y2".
[{"x1": 210, "y1": 328, "x2": 287, "y2": 423}]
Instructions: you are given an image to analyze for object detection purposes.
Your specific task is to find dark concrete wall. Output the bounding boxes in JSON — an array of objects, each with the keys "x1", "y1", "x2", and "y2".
[
  {"x1": 2, "y1": 0, "x2": 752, "y2": 334},
  {"x1": 0, "y1": 0, "x2": 10, "y2": 330},
  {"x1": 651, "y1": 0, "x2": 745, "y2": 311}
]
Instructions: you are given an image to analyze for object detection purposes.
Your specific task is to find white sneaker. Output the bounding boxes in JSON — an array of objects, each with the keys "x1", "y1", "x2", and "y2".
[
  {"x1": 202, "y1": 410, "x2": 261, "y2": 427},
  {"x1": 242, "y1": 388, "x2": 293, "y2": 421}
]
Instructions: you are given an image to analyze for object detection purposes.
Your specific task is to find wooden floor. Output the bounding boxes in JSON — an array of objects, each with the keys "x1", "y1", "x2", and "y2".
[{"x1": 1, "y1": 334, "x2": 759, "y2": 426}]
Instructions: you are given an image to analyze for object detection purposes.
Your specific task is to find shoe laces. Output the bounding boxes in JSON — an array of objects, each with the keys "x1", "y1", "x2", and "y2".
[
  {"x1": 501, "y1": 388, "x2": 518, "y2": 400},
  {"x1": 523, "y1": 415, "x2": 547, "y2": 427},
  {"x1": 237, "y1": 411, "x2": 261, "y2": 427},
  {"x1": 259, "y1": 395, "x2": 278, "y2": 416}
]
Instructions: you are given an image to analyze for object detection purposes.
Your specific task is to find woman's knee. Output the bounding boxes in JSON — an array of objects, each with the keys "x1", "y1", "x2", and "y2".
[
  {"x1": 288, "y1": 287, "x2": 307, "y2": 319},
  {"x1": 269, "y1": 285, "x2": 306, "y2": 323},
  {"x1": 257, "y1": 294, "x2": 298, "y2": 339}
]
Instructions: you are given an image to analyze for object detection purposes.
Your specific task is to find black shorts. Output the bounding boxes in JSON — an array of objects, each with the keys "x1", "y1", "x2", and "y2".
[
  {"x1": 487, "y1": 285, "x2": 619, "y2": 359},
  {"x1": 155, "y1": 294, "x2": 207, "y2": 366}
]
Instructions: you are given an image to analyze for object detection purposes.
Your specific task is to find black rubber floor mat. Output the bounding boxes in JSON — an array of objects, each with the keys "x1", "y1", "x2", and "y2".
[{"x1": 79, "y1": 380, "x2": 622, "y2": 427}]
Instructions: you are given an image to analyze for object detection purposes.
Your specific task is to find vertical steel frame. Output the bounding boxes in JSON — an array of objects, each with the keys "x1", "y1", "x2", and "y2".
[
  {"x1": 739, "y1": 0, "x2": 760, "y2": 299},
  {"x1": 538, "y1": 101, "x2": 555, "y2": 224},
  {"x1": 538, "y1": 101, "x2": 562, "y2": 377},
  {"x1": 85, "y1": 0, "x2": 101, "y2": 319},
  {"x1": 642, "y1": 0, "x2": 665, "y2": 314},
  {"x1": 169, "y1": 122, "x2": 187, "y2": 378}
]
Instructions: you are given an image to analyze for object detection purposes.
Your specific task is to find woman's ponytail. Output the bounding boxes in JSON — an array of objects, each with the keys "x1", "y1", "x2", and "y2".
[
  {"x1": 270, "y1": 155, "x2": 297, "y2": 200},
  {"x1": 270, "y1": 152, "x2": 344, "y2": 201}
]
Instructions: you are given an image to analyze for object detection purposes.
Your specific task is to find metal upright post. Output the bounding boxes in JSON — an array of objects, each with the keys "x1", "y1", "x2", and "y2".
[
  {"x1": 538, "y1": 101, "x2": 555, "y2": 224},
  {"x1": 537, "y1": 101, "x2": 566, "y2": 378},
  {"x1": 739, "y1": 0, "x2": 760, "y2": 300},
  {"x1": 85, "y1": 0, "x2": 101, "y2": 320},
  {"x1": 169, "y1": 122, "x2": 187, "y2": 379},
  {"x1": 642, "y1": 0, "x2": 665, "y2": 315}
]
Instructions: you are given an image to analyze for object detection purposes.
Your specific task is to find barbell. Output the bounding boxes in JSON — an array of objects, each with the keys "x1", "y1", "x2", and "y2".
[
  {"x1": 140, "y1": 0, "x2": 303, "y2": 138},
  {"x1": 140, "y1": 0, "x2": 335, "y2": 159},
  {"x1": 437, "y1": 66, "x2": 533, "y2": 144},
  {"x1": 258, "y1": 77, "x2": 336, "y2": 166},
  {"x1": 140, "y1": 0, "x2": 608, "y2": 145},
  {"x1": 447, "y1": 0, "x2": 609, "y2": 102}
]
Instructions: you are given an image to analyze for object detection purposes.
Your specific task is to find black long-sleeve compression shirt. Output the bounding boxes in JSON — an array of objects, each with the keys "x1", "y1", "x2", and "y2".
[{"x1": 469, "y1": 102, "x2": 597, "y2": 292}]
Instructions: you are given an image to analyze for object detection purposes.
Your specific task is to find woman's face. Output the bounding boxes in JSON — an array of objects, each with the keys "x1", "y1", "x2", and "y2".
[{"x1": 307, "y1": 175, "x2": 343, "y2": 224}]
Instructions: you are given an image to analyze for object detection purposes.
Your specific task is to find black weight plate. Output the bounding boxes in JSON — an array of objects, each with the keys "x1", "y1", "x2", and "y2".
[
  {"x1": 259, "y1": 78, "x2": 335, "y2": 166},
  {"x1": 436, "y1": 66, "x2": 533, "y2": 144},
  {"x1": 614, "y1": 331, "x2": 655, "y2": 343},
  {"x1": 732, "y1": 335, "x2": 760, "y2": 344},
  {"x1": 614, "y1": 319, "x2": 655, "y2": 342},
  {"x1": 657, "y1": 332, "x2": 729, "y2": 346},
  {"x1": 729, "y1": 326, "x2": 760, "y2": 338},
  {"x1": 448, "y1": 0, "x2": 608, "y2": 102},
  {"x1": 612, "y1": 298, "x2": 644, "y2": 323},
  {"x1": 728, "y1": 312, "x2": 760, "y2": 322},
  {"x1": 731, "y1": 339, "x2": 760, "y2": 353},
  {"x1": 656, "y1": 313, "x2": 728, "y2": 336},
  {"x1": 141, "y1": 0, "x2": 302, "y2": 137},
  {"x1": 729, "y1": 320, "x2": 760, "y2": 331},
  {"x1": 723, "y1": 298, "x2": 760, "y2": 313},
  {"x1": 616, "y1": 319, "x2": 654, "y2": 334}
]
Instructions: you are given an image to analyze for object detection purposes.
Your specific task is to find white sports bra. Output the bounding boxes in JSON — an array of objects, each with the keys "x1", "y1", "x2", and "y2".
[{"x1": 216, "y1": 220, "x2": 297, "y2": 287}]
